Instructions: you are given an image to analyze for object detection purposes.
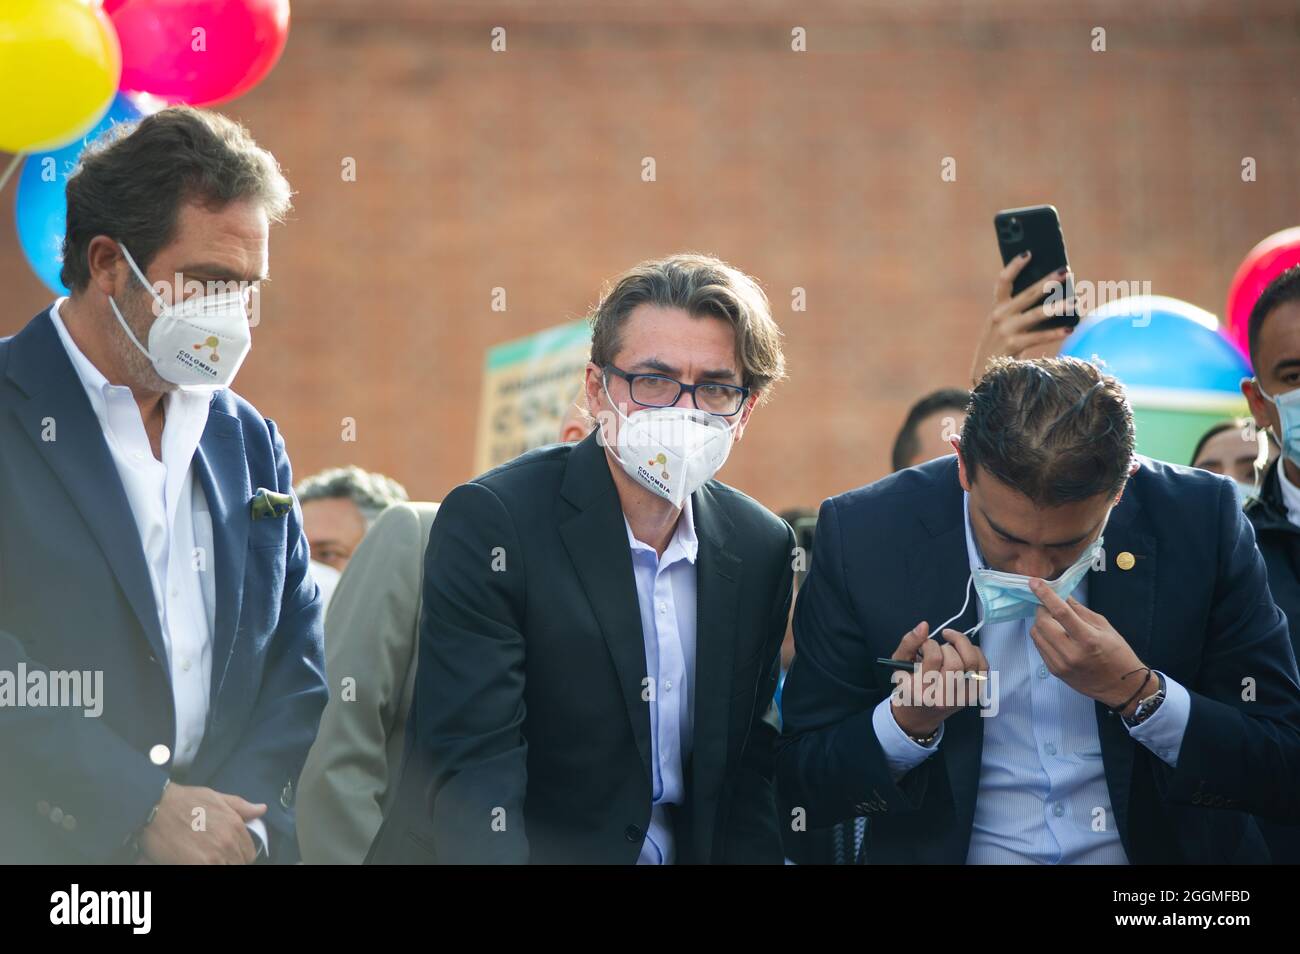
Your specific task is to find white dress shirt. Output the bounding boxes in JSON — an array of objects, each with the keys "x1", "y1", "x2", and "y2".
[
  {"x1": 624, "y1": 499, "x2": 698, "y2": 865},
  {"x1": 873, "y1": 491, "x2": 1190, "y2": 864},
  {"x1": 49, "y1": 299, "x2": 268, "y2": 852}
]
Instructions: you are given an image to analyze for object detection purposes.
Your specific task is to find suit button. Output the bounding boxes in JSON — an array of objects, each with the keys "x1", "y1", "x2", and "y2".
[
  {"x1": 149, "y1": 744, "x2": 171, "y2": 766},
  {"x1": 49, "y1": 806, "x2": 65, "y2": 825},
  {"x1": 37, "y1": 801, "x2": 50, "y2": 817},
  {"x1": 62, "y1": 815, "x2": 77, "y2": 832},
  {"x1": 624, "y1": 825, "x2": 643, "y2": 842}
]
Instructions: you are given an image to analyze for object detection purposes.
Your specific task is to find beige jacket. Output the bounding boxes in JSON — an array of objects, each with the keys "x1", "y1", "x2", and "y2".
[{"x1": 296, "y1": 501, "x2": 439, "y2": 864}]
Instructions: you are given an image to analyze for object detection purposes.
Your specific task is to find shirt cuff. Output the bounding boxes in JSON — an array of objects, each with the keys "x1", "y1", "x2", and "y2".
[
  {"x1": 872, "y1": 696, "x2": 944, "y2": 781},
  {"x1": 246, "y1": 818, "x2": 270, "y2": 860},
  {"x1": 1124, "y1": 671, "x2": 1190, "y2": 767}
]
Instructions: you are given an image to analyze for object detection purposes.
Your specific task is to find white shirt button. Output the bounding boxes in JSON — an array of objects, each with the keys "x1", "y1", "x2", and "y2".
[
  {"x1": 1044, "y1": 742, "x2": 1057, "y2": 756},
  {"x1": 1052, "y1": 803, "x2": 1065, "y2": 817},
  {"x1": 180, "y1": 657, "x2": 191, "y2": 672},
  {"x1": 664, "y1": 680, "x2": 673, "y2": 692},
  {"x1": 657, "y1": 602, "x2": 667, "y2": 614},
  {"x1": 1037, "y1": 665, "x2": 1049, "y2": 679}
]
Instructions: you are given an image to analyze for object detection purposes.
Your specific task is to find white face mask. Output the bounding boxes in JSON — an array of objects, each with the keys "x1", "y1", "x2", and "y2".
[
  {"x1": 310, "y1": 559, "x2": 342, "y2": 617},
  {"x1": 602, "y1": 381, "x2": 737, "y2": 508},
  {"x1": 109, "y1": 243, "x2": 252, "y2": 390}
]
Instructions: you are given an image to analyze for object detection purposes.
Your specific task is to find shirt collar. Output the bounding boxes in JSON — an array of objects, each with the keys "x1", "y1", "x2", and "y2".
[
  {"x1": 48, "y1": 297, "x2": 118, "y2": 424},
  {"x1": 623, "y1": 495, "x2": 699, "y2": 567},
  {"x1": 47, "y1": 296, "x2": 212, "y2": 437}
]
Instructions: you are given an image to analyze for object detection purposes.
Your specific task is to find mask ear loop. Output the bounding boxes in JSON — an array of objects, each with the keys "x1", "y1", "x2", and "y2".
[{"x1": 931, "y1": 573, "x2": 983, "y2": 639}]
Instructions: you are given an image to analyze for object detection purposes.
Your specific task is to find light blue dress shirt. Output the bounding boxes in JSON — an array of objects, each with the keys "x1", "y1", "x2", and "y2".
[
  {"x1": 873, "y1": 491, "x2": 1191, "y2": 864},
  {"x1": 624, "y1": 500, "x2": 698, "y2": 865}
]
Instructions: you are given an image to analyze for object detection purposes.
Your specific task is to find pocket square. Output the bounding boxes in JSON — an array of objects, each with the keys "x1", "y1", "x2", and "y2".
[{"x1": 250, "y1": 488, "x2": 294, "y2": 521}]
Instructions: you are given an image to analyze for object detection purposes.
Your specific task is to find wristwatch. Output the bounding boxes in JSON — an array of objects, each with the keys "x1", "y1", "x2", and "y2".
[{"x1": 1123, "y1": 672, "x2": 1166, "y2": 727}]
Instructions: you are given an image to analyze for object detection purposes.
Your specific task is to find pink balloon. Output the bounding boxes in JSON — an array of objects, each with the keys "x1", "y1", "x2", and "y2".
[
  {"x1": 101, "y1": 0, "x2": 132, "y2": 13},
  {"x1": 1225, "y1": 227, "x2": 1300, "y2": 360},
  {"x1": 112, "y1": 0, "x2": 290, "y2": 106}
]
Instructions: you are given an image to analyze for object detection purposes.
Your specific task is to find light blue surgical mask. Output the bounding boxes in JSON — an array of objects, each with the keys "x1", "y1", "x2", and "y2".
[
  {"x1": 1233, "y1": 479, "x2": 1257, "y2": 508},
  {"x1": 1257, "y1": 381, "x2": 1300, "y2": 467},
  {"x1": 935, "y1": 526, "x2": 1107, "y2": 636}
]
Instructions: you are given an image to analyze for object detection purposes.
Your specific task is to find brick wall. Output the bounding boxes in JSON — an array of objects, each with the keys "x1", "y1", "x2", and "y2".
[{"x1": 4, "y1": 0, "x2": 1298, "y2": 512}]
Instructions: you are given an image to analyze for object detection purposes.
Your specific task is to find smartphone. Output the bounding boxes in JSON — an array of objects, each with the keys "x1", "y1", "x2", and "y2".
[{"x1": 993, "y1": 205, "x2": 1077, "y2": 332}]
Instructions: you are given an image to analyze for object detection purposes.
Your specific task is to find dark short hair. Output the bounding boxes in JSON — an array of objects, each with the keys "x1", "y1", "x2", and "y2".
[
  {"x1": 961, "y1": 357, "x2": 1135, "y2": 506},
  {"x1": 891, "y1": 388, "x2": 970, "y2": 472},
  {"x1": 61, "y1": 106, "x2": 292, "y2": 292},
  {"x1": 1248, "y1": 266, "x2": 1300, "y2": 369}
]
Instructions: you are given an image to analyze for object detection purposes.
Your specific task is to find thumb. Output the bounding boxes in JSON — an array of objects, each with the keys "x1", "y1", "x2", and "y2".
[
  {"x1": 894, "y1": 621, "x2": 930, "y2": 661},
  {"x1": 220, "y1": 795, "x2": 268, "y2": 821}
]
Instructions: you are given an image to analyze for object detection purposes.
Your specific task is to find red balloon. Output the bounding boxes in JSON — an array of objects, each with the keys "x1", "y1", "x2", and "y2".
[
  {"x1": 112, "y1": 0, "x2": 290, "y2": 106},
  {"x1": 1226, "y1": 227, "x2": 1300, "y2": 361}
]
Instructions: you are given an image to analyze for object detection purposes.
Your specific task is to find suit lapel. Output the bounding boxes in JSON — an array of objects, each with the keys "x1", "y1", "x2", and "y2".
[
  {"x1": 191, "y1": 407, "x2": 249, "y2": 703},
  {"x1": 1085, "y1": 481, "x2": 1157, "y2": 849},
  {"x1": 907, "y1": 460, "x2": 985, "y2": 838},
  {"x1": 557, "y1": 433, "x2": 653, "y2": 782},
  {"x1": 687, "y1": 482, "x2": 742, "y2": 849},
  {"x1": 8, "y1": 310, "x2": 170, "y2": 668}
]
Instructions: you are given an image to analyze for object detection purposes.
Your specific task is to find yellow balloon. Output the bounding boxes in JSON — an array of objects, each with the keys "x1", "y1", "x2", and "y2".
[{"x1": 0, "y1": 0, "x2": 121, "y2": 153}]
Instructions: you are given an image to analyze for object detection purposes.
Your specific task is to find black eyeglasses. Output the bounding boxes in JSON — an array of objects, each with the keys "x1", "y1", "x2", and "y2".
[{"x1": 604, "y1": 364, "x2": 749, "y2": 417}]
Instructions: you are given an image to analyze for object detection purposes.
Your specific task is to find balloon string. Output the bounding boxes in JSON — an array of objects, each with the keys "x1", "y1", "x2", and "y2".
[{"x1": 0, "y1": 154, "x2": 21, "y2": 196}]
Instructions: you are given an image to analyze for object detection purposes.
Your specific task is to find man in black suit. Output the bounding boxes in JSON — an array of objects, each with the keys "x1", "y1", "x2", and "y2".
[
  {"x1": 370, "y1": 253, "x2": 793, "y2": 864},
  {"x1": 779, "y1": 356, "x2": 1300, "y2": 864}
]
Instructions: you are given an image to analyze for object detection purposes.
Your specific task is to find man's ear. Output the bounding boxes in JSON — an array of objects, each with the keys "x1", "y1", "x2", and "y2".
[
  {"x1": 1242, "y1": 376, "x2": 1273, "y2": 435},
  {"x1": 732, "y1": 391, "x2": 759, "y2": 443},
  {"x1": 954, "y1": 440, "x2": 972, "y2": 493}
]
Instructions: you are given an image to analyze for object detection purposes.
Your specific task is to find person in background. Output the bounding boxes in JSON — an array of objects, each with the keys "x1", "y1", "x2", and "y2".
[
  {"x1": 891, "y1": 389, "x2": 970, "y2": 472},
  {"x1": 969, "y1": 250, "x2": 1075, "y2": 386},
  {"x1": 0, "y1": 107, "x2": 326, "y2": 863},
  {"x1": 559, "y1": 383, "x2": 594, "y2": 443},
  {"x1": 1240, "y1": 265, "x2": 1300, "y2": 863},
  {"x1": 295, "y1": 465, "x2": 409, "y2": 611},
  {"x1": 1190, "y1": 418, "x2": 1273, "y2": 506},
  {"x1": 368, "y1": 253, "x2": 794, "y2": 864},
  {"x1": 297, "y1": 499, "x2": 440, "y2": 864}
]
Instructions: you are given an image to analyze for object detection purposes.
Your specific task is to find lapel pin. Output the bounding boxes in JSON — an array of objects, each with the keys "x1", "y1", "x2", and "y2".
[{"x1": 1116, "y1": 551, "x2": 1136, "y2": 571}]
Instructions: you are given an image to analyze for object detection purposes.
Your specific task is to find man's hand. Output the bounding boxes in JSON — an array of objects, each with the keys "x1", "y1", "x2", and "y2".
[
  {"x1": 970, "y1": 252, "x2": 1077, "y2": 385},
  {"x1": 138, "y1": 783, "x2": 267, "y2": 865},
  {"x1": 1027, "y1": 578, "x2": 1150, "y2": 716},
  {"x1": 889, "y1": 621, "x2": 990, "y2": 739}
]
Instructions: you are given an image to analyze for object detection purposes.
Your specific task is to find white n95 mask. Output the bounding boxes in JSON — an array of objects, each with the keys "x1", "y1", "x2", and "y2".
[
  {"x1": 603, "y1": 382, "x2": 737, "y2": 508},
  {"x1": 109, "y1": 243, "x2": 252, "y2": 390}
]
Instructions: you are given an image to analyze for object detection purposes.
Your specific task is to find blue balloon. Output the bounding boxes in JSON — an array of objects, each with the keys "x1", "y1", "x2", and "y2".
[
  {"x1": 1062, "y1": 296, "x2": 1249, "y2": 394},
  {"x1": 14, "y1": 93, "x2": 146, "y2": 295}
]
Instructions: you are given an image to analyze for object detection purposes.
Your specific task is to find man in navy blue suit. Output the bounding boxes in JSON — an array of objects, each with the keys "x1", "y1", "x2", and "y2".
[
  {"x1": 0, "y1": 107, "x2": 327, "y2": 863},
  {"x1": 778, "y1": 356, "x2": 1300, "y2": 864}
]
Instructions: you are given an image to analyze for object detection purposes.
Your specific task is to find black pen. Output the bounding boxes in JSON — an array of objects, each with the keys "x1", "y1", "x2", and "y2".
[{"x1": 875, "y1": 656, "x2": 988, "y2": 680}]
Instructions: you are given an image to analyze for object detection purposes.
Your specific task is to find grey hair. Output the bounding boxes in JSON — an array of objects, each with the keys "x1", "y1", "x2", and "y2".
[{"x1": 295, "y1": 466, "x2": 409, "y2": 526}]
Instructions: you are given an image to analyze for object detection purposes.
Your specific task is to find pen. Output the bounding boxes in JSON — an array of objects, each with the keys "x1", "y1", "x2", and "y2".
[{"x1": 874, "y1": 657, "x2": 987, "y2": 681}]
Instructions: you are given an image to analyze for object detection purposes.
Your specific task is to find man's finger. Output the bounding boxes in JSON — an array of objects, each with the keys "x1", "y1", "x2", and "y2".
[
  {"x1": 1030, "y1": 578, "x2": 1088, "y2": 638},
  {"x1": 941, "y1": 628, "x2": 984, "y2": 672},
  {"x1": 893, "y1": 621, "x2": 930, "y2": 662},
  {"x1": 220, "y1": 795, "x2": 268, "y2": 822}
]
